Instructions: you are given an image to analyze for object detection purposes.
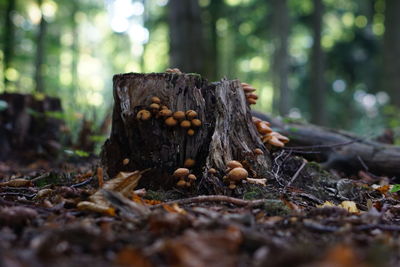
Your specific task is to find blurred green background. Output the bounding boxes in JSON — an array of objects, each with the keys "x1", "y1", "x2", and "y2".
[{"x1": 0, "y1": 0, "x2": 399, "y2": 144}]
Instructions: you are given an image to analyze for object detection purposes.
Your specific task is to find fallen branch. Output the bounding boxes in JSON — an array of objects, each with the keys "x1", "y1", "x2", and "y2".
[{"x1": 150, "y1": 195, "x2": 266, "y2": 209}]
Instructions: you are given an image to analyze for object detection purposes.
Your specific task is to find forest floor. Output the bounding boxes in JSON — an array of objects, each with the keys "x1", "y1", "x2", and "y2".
[{"x1": 1, "y1": 152, "x2": 400, "y2": 267}]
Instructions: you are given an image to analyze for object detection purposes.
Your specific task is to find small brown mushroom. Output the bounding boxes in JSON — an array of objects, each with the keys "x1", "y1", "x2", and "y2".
[
  {"x1": 186, "y1": 110, "x2": 197, "y2": 120},
  {"x1": 160, "y1": 105, "x2": 168, "y2": 110},
  {"x1": 227, "y1": 167, "x2": 248, "y2": 182},
  {"x1": 165, "y1": 117, "x2": 178, "y2": 127},
  {"x1": 149, "y1": 103, "x2": 160, "y2": 110},
  {"x1": 227, "y1": 160, "x2": 243, "y2": 170},
  {"x1": 136, "y1": 110, "x2": 151, "y2": 121},
  {"x1": 252, "y1": 116, "x2": 262, "y2": 124},
  {"x1": 188, "y1": 174, "x2": 197, "y2": 180},
  {"x1": 180, "y1": 120, "x2": 191, "y2": 129},
  {"x1": 246, "y1": 93, "x2": 258, "y2": 100},
  {"x1": 191, "y1": 119, "x2": 202, "y2": 127},
  {"x1": 253, "y1": 148, "x2": 264, "y2": 155},
  {"x1": 242, "y1": 86, "x2": 257, "y2": 93},
  {"x1": 122, "y1": 158, "x2": 130, "y2": 165},
  {"x1": 176, "y1": 180, "x2": 186, "y2": 187},
  {"x1": 256, "y1": 122, "x2": 272, "y2": 135},
  {"x1": 268, "y1": 136, "x2": 284, "y2": 147},
  {"x1": 151, "y1": 96, "x2": 161, "y2": 104},
  {"x1": 173, "y1": 168, "x2": 190, "y2": 178},
  {"x1": 187, "y1": 129, "x2": 195, "y2": 136},
  {"x1": 208, "y1": 168, "x2": 217, "y2": 174},
  {"x1": 184, "y1": 158, "x2": 196, "y2": 168},
  {"x1": 247, "y1": 98, "x2": 257, "y2": 105},
  {"x1": 173, "y1": 111, "x2": 186, "y2": 121},
  {"x1": 228, "y1": 182, "x2": 237, "y2": 190},
  {"x1": 159, "y1": 109, "x2": 173, "y2": 117}
]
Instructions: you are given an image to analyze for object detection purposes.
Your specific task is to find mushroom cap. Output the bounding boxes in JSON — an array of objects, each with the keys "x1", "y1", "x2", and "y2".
[
  {"x1": 188, "y1": 174, "x2": 197, "y2": 180},
  {"x1": 151, "y1": 96, "x2": 161, "y2": 104},
  {"x1": 269, "y1": 136, "x2": 285, "y2": 147},
  {"x1": 136, "y1": 110, "x2": 151, "y2": 120},
  {"x1": 253, "y1": 148, "x2": 264, "y2": 155},
  {"x1": 149, "y1": 103, "x2": 160, "y2": 110},
  {"x1": 187, "y1": 129, "x2": 195, "y2": 136},
  {"x1": 176, "y1": 180, "x2": 186, "y2": 187},
  {"x1": 256, "y1": 122, "x2": 273, "y2": 135},
  {"x1": 165, "y1": 117, "x2": 178, "y2": 127},
  {"x1": 191, "y1": 119, "x2": 202, "y2": 127},
  {"x1": 160, "y1": 105, "x2": 168, "y2": 110},
  {"x1": 246, "y1": 93, "x2": 258, "y2": 99},
  {"x1": 159, "y1": 109, "x2": 173, "y2": 117},
  {"x1": 252, "y1": 116, "x2": 262, "y2": 124},
  {"x1": 173, "y1": 111, "x2": 186, "y2": 120},
  {"x1": 227, "y1": 160, "x2": 243, "y2": 169},
  {"x1": 208, "y1": 168, "x2": 217, "y2": 174},
  {"x1": 227, "y1": 167, "x2": 248, "y2": 182},
  {"x1": 270, "y1": 132, "x2": 290, "y2": 143},
  {"x1": 184, "y1": 158, "x2": 196, "y2": 168},
  {"x1": 180, "y1": 120, "x2": 191, "y2": 128},
  {"x1": 247, "y1": 98, "x2": 257, "y2": 105},
  {"x1": 243, "y1": 86, "x2": 256, "y2": 93},
  {"x1": 173, "y1": 168, "x2": 190, "y2": 178},
  {"x1": 122, "y1": 158, "x2": 130, "y2": 165},
  {"x1": 185, "y1": 110, "x2": 198, "y2": 120}
]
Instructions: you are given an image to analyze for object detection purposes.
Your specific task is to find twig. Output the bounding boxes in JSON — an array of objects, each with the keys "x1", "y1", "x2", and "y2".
[
  {"x1": 283, "y1": 139, "x2": 359, "y2": 151},
  {"x1": 71, "y1": 178, "x2": 93, "y2": 188},
  {"x1": 150, "y1": 195, "x2": 266, "y2": 209},
  {"x1": 285, "y1": 159, "x2": 307, "y2": 189}
]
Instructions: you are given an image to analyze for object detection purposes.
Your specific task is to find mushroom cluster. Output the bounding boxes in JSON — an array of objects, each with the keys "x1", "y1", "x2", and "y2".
[
  {"x1": 241, "y1": 82, "x2": 258, "y2": 105},
  {"x1": 224, "y1": 160, "x2": 249, "y2": 189},
  {"x1": 173, "y1": 167, "x2": 197, "y2": 187},
  {"x1": 136, "y1": 96, "x2": 202, "y2": 136},
  {"x1": 252, "y1": 117, "x2": 289, "y2": 148}
]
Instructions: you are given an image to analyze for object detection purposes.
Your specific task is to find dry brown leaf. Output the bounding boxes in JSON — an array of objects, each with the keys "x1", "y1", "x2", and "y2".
[
  {"x1": 77, "y1": 170, "x2": 143, "y2": 214},
  {"x1": 0, "y1": 178, "x2": 32, "y2": 187}
]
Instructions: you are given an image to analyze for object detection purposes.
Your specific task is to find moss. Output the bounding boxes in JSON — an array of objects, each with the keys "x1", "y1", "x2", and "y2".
[{"x1": 262, "y1": 199, "x2": 292, "y2": 216}]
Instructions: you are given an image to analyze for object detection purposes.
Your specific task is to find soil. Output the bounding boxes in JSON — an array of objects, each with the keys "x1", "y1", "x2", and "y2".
[{"x1": 1, "y1": 151, "x2": 400, "y2": 267}]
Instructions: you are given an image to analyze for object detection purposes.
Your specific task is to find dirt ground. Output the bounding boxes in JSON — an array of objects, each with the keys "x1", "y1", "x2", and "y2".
[{"x1": 1, "y1": 152, "x2": 400, "y2": 267}]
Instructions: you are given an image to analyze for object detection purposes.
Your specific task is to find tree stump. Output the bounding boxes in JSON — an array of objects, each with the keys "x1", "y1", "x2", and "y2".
[
  {"x1": 101, "y1": 73, "x2": 271, "y2": 192},
  {"x1": 0, "y1": 93, "x2": 64, "y2": 161}
]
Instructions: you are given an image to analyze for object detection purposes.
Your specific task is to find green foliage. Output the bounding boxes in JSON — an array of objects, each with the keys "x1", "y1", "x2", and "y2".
[{"x1": 390, "y1": 184, "x2": 400, "y2": 193}]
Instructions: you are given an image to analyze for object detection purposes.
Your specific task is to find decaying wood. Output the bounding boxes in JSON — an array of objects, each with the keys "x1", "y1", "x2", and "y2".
[
  {"x1": 0, "y1": 93, "x2": 64, "y2": 161},
  {"x1": 101, "y1": 73, "x2": 270, "y2": 190},
  {"x1": 253, "y1": 111, "x2": 400, "y2": 177}
]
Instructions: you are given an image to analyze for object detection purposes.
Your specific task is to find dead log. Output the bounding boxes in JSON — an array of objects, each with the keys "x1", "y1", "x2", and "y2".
[
  {"x1": 101, "y1": 73, "x2": 270, "y2": 190},
  {"x1": 252, "y1": 111, "x2": 400, "y2": 177},
  {"x1": 0, "y1": 93, "x2": 64, "y2": 161}
]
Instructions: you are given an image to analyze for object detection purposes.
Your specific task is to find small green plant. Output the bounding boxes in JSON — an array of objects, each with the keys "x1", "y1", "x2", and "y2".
[{"x1": 390, "y1": 184, "x2": 400, "y2": 193}]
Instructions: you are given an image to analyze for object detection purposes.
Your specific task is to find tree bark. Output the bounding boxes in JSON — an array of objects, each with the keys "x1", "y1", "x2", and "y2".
[
  {"x1": 383, "y1": 0, "x2": 400, "y2": 107},
  {"x1": 271, "y1": 0, "x2": 290, "y2": 116},
  {"x1": 2, "y1": 0, "x2": 17, "y2": 91},
  {"x1": 101, "y1": 73, "x2": 271, "y2": 191},
  {"x1": 168, "y1": 0, "x2": 205, "y2": 75},
  {"x1": 310, "y1": 0, "x2": 326, "y2": 125},
  {"x1": 34, "y1": 0, "x2": 47, "y2": 93}
]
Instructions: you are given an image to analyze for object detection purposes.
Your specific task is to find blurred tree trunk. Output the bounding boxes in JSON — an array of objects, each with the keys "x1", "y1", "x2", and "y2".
[
  {"x1": 168, "y1": 0, "x2": 205, "y2": 74},
  {"x1": 34, "y1": 0, "x2": 47, "y2": 93},
  {"x1": 310, "y1": 0, "x2": 326, "y2": 125},
  {"x1": 383, "y1": 0, "x2": 400, "y2": 107},
  {"x1": 71, "y1": 1, "x2": 79, "y2": 100},
  {"x1": 204, "y1": 0, "x2": 222, "y2": 81},
  {"x1": 271, "y1": 0, "x2": 290, "y2": 116},
  {"x1": 3, "y1": 0, "x2": 16, "y2": 91}
]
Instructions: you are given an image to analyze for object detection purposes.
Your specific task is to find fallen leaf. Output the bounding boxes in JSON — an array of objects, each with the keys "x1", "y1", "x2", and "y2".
[
  {"x1": 0, "y1": 178, "x2": 32, "y2": 187},
  {"x1": 339, "y1": 201, "x2": 359, "y2": 213}
]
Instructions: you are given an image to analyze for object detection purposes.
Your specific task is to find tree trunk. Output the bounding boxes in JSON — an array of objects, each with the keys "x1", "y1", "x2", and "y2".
[
  {"x1": 383, "y1": 0, "x2": 400, "y2": 107},
  {"x1": 204, "y1": 0, "x2": 222, "y2": 81},
  {"x1": 101, "y1": 73, "x2": 271, "y2": 192},
  {"x1": 2, "y1": 0, "x2": 17, "y2": 91},
  {"x1": 271, "y1": 0, "x2": 290, "y2": 116},
  {"x1": 310, "y1": 0, "x2": 326, "y2": 125},
  {"x1": 34, "y1": 0, "x2": 47, "y2": 93},
  {"x1": 168, "y1": 0, "x2": 205, "y2": 75}
]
